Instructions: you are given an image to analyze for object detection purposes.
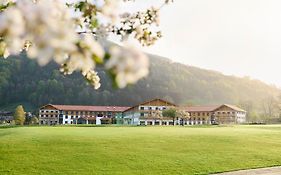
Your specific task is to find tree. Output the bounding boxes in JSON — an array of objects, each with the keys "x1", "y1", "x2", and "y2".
[
  {"x1": 249, "y1": 111, "x2": 260, "y2": 123},
  {"x1": 163, "y1": 108, "x2": 190, "y2": 126},
  {"x1": 30, "y1": 116, "x2": 39, "y2": 125},
  {"x1": 275, "y1": 94, "x2": 281, "y2": 121},
  {"x1": 176, "y1": 109, "x2": 190, "y2": 126},
  {"x1": 162, "y1": 108, "x2": 176, "y2": 125},
  {"x1": 0, "y1": 0, "x2": 172, "y2": 89},
  {"x1": 261, "y1": 95, "x2": 279, "y2": 122},
  {"x1": 13, "y1": 105, "x2": 25, "y2": 125},
  {"x1": 149, "y1": 110, "x2": 163, "y2": 124},
  {"x1": 10, "y1": 120, "x2": 15, "y2": 125}
]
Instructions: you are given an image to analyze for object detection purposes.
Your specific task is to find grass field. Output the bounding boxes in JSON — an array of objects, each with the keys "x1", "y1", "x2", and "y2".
[{"x1": 1, "y1": 125, "x2": 281, "y2": 175}]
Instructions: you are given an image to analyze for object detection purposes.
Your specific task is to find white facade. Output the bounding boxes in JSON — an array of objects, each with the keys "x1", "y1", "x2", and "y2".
[
  {"x1": 123, "y1": 103, "x2": 173, "y2": 125},
  {"x1": 124, "y1": 112, "x2": 141, "y2": 125},
  {"x1": 235, "y1": 111, "x2": 247, "y2": 123},
  {"x1": 39, "y1": 105, "x2": 126, "y2": 125}
]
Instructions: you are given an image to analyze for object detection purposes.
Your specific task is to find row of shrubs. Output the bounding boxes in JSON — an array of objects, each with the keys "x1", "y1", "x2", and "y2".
[{"x1": 0, "y1": 116, "x2": 39, "y2": 126}]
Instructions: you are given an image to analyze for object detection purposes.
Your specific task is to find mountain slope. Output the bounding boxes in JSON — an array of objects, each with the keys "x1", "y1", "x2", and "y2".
[{"x1": 0, "y1": 54, "x2": 280, "y2": 113}]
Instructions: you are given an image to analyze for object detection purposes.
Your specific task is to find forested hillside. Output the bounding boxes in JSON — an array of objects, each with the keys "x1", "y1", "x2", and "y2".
[{"x1": 0, "y1": 54, "x2": 280, "y2": 117}]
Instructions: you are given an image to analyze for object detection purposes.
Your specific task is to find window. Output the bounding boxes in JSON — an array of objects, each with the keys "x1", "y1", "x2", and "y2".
[
  {"x1": 140, "y1": 107, "x2": 144, "y2": 110},
  {"x1": 65, "y1": 121, "x2": 68, "y2": 124},
  {"x1": 149, "y1": 107, "x2": 152, "y2": 110},
  {"x1": 51, "y1": 115, "x2": 53, "y2": 118},
  {"x1": 46, "y1": 115, "x2": 49, "y2": 117},
  {"x1": 155, "y1": 107, "x2": 159, "y2": 110},
  {"x1": 65, "y1": 116, "x2": 68, "y2": 119},
  {"x1": 140, "y1": 113, "x2": 144, "y2": 117},
  {"x1": 71, "y1": 116, "x2": 73, "y2": 119}
]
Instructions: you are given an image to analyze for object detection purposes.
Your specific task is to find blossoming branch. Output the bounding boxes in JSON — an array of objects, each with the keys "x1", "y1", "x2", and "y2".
[{"x1": 0, "y1": 0, "x2": 172, "y2": 89}]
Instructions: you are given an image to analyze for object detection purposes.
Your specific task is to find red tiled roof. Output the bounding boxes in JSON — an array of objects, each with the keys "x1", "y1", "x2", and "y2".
[
  {"x1": 123, "y1": 98, "x2": 177, "y2": 112},
  {"x1": 43, "y1": 104, "x2": 130, "y2": 112},
  {"x1": 182, "y1": 104, "x2": 246, "y2": 112},
  {"x1": 182, "y1": 105, "x2": 220, "y2": 112},
  {"x1": 220, "y1": 104, "x2": 246, "y2": 112}
]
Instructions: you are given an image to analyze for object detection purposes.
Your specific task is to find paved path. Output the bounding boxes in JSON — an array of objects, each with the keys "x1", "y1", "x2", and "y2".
[{"x1": 213, "y1": 166, "x2": 281, "y2": 175}]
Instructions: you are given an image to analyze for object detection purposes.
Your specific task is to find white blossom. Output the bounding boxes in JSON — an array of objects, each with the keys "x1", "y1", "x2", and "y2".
[
  {"x1": 100, "y1": 0, "x2": 120, "y2": 22},
  {"x1": 106, "y1": 45, "x2": 149, "y2": 88},
  {"x1": 0, "y1": 0, "x2": 171, "y2": 89},
  {"x1": 82, "y1": 33, "x2": 105, "y2": 59},
  {"x1": 0, "y1": 0, "x2": 79, "y2": 64},
  {"x1": 83, "y1": 70, "x2": 101, "y2": 90},
  {"x1": 60, "y1": 34, "x2": 104, "y2": 85},
  {"x1": 0, "y1": 42, "x2": 10, "y2": 58},
  {"x1": 3, "y1": 48, "x2": 9, "y2": 58},
  {"x1": 19, "y1": 0, "x2": 78, "y2": 65},
  {"x1": 0, "y1": 7, "x2": 25, "y2": 55},
  {"x1": 95, "y1": 24, "x2": 110, "y2": 41}
]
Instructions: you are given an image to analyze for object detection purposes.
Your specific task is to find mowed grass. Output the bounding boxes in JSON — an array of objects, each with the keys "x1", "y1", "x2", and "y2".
[{"x1": 1, "y1": 125, "x2": 281, "y2": 175}]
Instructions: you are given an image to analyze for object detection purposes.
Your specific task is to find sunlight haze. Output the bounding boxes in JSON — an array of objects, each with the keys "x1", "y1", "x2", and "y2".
[
  {"x1": 67, "y1": 0, "x2": 281, "y2": 87},
  {"x1": 120, "y1": 0, "x2": 281, "y2": 87}
]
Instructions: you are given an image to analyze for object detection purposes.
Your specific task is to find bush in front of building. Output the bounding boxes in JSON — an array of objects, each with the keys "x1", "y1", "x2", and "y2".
[
  {"x1": 101, "y1": 118, "x2": 112, "y2": 125},
  {"x1": 29, "y1": 117, "x2": 39, "y2": 125}
]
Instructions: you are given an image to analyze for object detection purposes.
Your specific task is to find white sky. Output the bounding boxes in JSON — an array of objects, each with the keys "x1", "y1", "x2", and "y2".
[
  {"x1": 121, "y1": 0, "x2": 281, "y2": 87},
  {"x1": 68, "y1": 0, "x2": 281, "y2": 87}
]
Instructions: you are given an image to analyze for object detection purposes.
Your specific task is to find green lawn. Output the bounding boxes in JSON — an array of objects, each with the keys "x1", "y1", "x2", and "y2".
[{"x1": 1, "y1": 125, "x2": 281, "y2": 175}]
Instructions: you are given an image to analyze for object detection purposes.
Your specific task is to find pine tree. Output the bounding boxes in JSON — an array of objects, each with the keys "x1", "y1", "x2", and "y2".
[{"x1": 14, "y1": 105, "x2": 25, "y2": 125}]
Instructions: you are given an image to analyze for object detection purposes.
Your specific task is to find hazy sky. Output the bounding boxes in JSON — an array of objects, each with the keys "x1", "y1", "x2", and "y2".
[
  {"x1": 118, "y1": 0, "x2": 281, "y2": 87},
  {"x1": 68, "y1": 0, "x2": 281, "y2": 87}
]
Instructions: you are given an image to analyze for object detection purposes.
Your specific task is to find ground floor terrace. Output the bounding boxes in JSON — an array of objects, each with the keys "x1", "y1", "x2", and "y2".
[{"x1": 124, "y1": 117, "x2": 214, "y2": 126}]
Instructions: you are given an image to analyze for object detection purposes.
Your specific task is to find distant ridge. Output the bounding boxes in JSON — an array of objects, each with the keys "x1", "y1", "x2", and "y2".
[{"x1": 0, "y1": 53, "x2": 280, "y2": 113}]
